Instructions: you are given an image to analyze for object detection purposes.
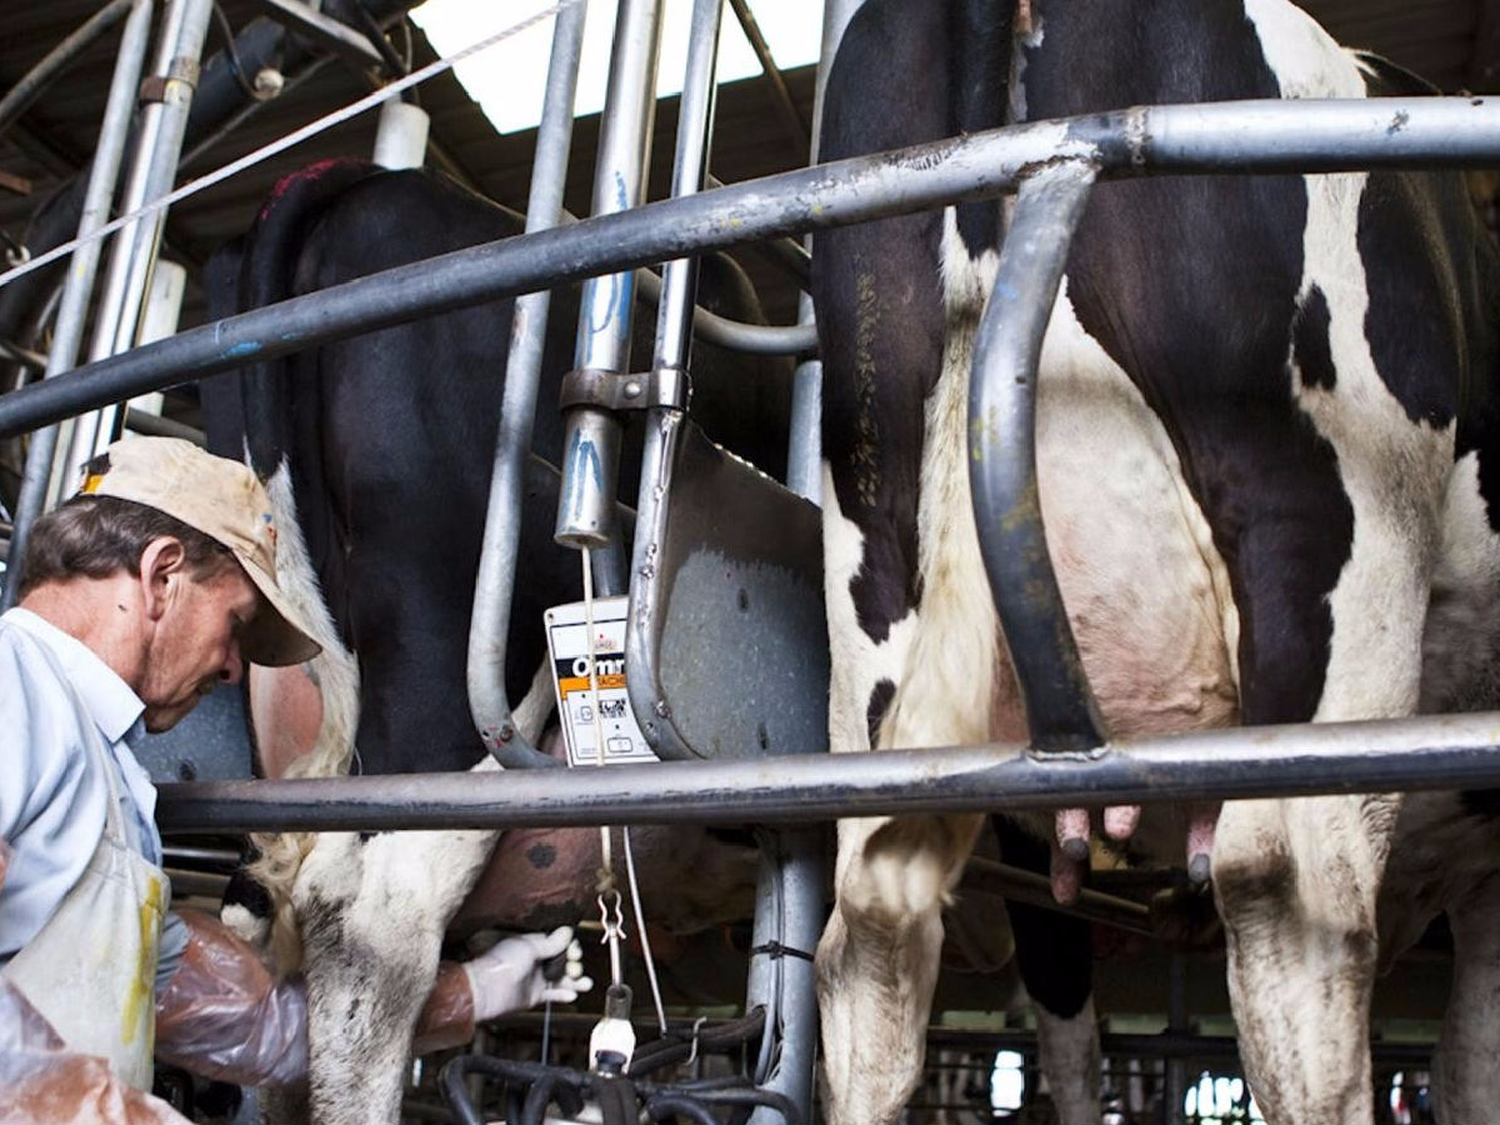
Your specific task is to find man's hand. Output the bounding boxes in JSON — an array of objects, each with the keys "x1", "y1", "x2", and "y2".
[{"x1": 463, "y1": 926, "x2": 593, "y2": 1022}]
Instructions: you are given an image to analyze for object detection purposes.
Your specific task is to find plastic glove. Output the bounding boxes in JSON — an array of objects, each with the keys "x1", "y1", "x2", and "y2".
[
  {"x1": 154, "y1": 910, "x2": 308, "y2": 1087},
  {"x1": 463, "y1": 926, "x2": 593, "y2": 1022}
]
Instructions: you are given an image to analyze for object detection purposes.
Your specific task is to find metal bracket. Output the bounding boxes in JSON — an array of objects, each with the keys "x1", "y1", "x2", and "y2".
[
  {"x1": 244, "y1": 0, "x2": 386, "y2": 67},
  {"x1": 559, "y1": 366, "x2": 691, "y2": 413},
  {"x1": 139, "y1": 59, "x2": 201, "y2": 103}
]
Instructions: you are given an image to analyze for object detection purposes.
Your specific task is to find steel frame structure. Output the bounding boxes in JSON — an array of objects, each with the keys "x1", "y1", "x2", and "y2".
[
  {"x1": 1, "y1": 19, "x2": 1498, "y2": 848},
  {"x1": 0, "y1": 96, "x2": 1496, "y2": 810},
  {"x1": 5, "y1": 6, "x2": 1500, "y2": 1123}
]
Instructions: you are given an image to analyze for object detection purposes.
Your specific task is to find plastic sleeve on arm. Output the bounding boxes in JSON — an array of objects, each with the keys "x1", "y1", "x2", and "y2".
[
  {"x1": 412, "y1": 962, "x2": 476, "y2": 1055},
  {"x1": 0, "y1": 977, "x2": 193, "y2": 1124},
  {"x1": 153, "y1": 908, "x2": 307, "y2": 1087}
]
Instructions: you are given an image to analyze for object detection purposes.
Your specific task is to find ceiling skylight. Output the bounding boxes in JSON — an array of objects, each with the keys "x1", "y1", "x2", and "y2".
[{"x1": 410, "y1": 0, "x2": 826, "y2": 136}]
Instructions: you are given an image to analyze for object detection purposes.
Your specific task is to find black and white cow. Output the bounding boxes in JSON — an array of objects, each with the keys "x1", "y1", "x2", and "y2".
[
  {"x1": 201, "y1": 158, "x2": 791, "y2": 1125},
  {"x1": 813, "y1": 2, "x2": 1500, "y2": 1122}
]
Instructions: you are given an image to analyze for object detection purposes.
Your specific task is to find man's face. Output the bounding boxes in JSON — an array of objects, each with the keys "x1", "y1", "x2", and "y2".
[{"x1": 139, "y1": 564, "x2": 259, "y2": 733}]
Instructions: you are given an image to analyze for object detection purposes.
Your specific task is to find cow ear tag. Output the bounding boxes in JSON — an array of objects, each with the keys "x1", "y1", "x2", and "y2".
[{"x1": 544, "y1": 597, "x2": 658, "y2": 767}]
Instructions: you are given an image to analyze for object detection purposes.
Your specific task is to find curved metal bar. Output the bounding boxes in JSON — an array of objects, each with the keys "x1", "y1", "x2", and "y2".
[
  {"x1": 8, "y1": 98, "x2": 1500, "y2": 438},
  {"x1": 633, "y1": 266, "x2": 817, "y2": 356},
  {"x1": 466, "y1": 0, "x2": 586, "y2": 771},
  {"x1": 155, "y1": 709, "x2": 1500, "y2": 834},
  {"x1": 969, "y1": 160, "x2": 1104, "y2": 753}
]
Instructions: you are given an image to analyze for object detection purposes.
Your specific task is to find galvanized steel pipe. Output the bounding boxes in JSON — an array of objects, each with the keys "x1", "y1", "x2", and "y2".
[
  {"x1": 467, "y1": 0, "x2": 586, "y2": 771},
  {"x1": 0, "y1": 0, "x2": 154, "y2": 609},
  {"x1": 554, "y1": 0, "x2": 662, "y2": 557},
  {"x1": 6, "y1": 99, "x2": 1500, "y2": 439},
  {"x1": 156, "y1": 710, "x2": 1500, "y2": 833},
  {"x1": 62, "y1": 0, "x2": 215, "y2": 486}
]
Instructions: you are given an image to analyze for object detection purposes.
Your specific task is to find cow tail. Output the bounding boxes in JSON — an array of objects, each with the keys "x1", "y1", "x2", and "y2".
[{"x1": 212, "y1": 159, "x2": 379, "y2": 975}]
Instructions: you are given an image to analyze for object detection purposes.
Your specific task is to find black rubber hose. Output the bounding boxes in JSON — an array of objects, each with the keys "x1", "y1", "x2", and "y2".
[
  {"x1": 645, "y1": 1094, "x2": 720, "y2": 1125},
  {"x1": 694, "y1": 1086, "x2": 801, "y2": 1125},
  {"x1": 629, "y1": 1008, "x2": 767, "y2": 1078}
]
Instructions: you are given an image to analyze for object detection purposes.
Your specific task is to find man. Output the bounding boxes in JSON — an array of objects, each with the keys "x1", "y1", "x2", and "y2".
[{"x1": 0, "y1": 436, "x2": 587, "y2": 1106}]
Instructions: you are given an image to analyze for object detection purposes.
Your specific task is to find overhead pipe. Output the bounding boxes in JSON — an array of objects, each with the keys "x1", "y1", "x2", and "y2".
[
  {"x1": 467, "y1": 0, "x2": 587, "y2": 772},
  {"x1": 0, "y1": 0, "x2": 427, "y2": 352},
  {"x1": 0, "y1": 0, "x2": 136, "y2": 140},
  {"x1": 7, "y1": 98, "x2": 1500, "y2": 438},
  {"x1": 155, "y1": 709, "x2": 1500, "y2": 834},
  {"x1": 0, "y1": 0, "x2": 155, "y2": 610}
]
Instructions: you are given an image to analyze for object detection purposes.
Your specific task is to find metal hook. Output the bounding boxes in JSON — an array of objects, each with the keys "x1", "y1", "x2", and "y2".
[{"x1": 685, "y1": 1015, "x2": 707, "y2": 1067}]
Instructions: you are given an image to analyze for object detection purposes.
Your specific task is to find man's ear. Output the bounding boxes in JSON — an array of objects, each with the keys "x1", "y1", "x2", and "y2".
[{"x1": 138, "y1": 537, "x2": 187, "y2": 622}]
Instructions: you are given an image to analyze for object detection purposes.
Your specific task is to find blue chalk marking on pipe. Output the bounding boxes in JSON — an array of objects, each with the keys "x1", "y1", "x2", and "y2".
[{"x1": 222, "y1": 341, "x2": 261, "y2": 359}]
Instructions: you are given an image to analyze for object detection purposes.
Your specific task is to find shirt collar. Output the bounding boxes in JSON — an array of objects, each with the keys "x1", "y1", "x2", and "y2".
[{"x1": 2, "y1": 607, "x2": 146, "y2": 743}]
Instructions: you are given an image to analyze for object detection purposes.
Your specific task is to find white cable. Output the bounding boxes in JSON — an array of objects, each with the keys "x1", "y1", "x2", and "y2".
[
  {"x1": 623, "y1": 825, "x2": 668, "y2": 1035},
  {"x1": 581, "y1": 547, "x2": 612, "y2": 874},
  {"x1": 0, "y1": 0, "x2": 587, "y2": 294}
]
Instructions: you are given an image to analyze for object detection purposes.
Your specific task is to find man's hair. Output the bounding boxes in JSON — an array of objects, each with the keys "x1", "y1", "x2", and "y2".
[{"x1": 17, "y1": 494, "x2": 236, "y2": 599}]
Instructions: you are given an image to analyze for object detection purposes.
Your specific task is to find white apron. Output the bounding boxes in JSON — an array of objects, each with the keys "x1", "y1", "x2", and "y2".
[{"x1": 2, "y1": 730, "x2": 167, "y2": 1090}]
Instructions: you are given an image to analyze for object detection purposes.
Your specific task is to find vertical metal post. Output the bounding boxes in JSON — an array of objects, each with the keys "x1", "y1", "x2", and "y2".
[
  {"x1": 1165, "y1": 953, "x2": 1189, "y2": 1125},
  {"x1": 749, "y1": 4, "x2": 865, "y2": 1120},
  {"x1": 62, "y1": 0, "x2": 216, "y2": 489},
  {"x1": 1, "y1": 0, "x2": 154, "y2": 610},
  {"x1": 785, "y1": 0, "x2": 862, "y2": 503},
  {"x1": 649, "y1": 0, "x2": 720, "y2": 373},
  {"x1": 554, "y1": 0, "x2": 664, "y2": 598},
  {"x1": 467, "y1": 0, "x2": 587, "y2": 770}
]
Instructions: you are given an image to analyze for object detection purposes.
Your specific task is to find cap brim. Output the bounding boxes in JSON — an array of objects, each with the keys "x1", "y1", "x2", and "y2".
[{"x1": 235, "y1": 553, "x2": 323, "y2": 667}]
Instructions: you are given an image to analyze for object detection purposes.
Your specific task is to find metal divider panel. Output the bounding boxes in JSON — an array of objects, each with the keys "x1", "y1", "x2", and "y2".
[{"x1": 638, "y1": 418, "x2": 828, "y2": 761}]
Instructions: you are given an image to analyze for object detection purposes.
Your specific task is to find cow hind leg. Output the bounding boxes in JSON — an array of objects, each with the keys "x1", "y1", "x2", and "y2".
[
  {"x1": 818, "y1": 812, "x2": 985, "y2": 1124},
  {"x1": 1432, "y1": 872, "x2": 1500, "y2": 1123},
  {"x1": 294, "y1": 809, "x2": 499, "y2": 1124},
  {"x1": 996, "y1": 818, "x2": 1101, "y2": 1124}
]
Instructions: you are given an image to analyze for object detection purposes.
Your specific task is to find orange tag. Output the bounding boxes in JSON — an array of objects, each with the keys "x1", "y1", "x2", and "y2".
[{"x1": 80, "y1": 473, "x2": 105, "y2": 494}]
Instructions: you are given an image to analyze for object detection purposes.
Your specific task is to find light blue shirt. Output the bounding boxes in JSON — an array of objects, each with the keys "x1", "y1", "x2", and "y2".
[{"x1": 0, "y1": 608, "x2": 186, "y2": 985}]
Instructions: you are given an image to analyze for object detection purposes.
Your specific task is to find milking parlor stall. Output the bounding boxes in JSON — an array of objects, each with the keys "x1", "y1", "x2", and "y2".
[{"x1": 5, "y1": 0, "x2": 1500, "y2": 1122}]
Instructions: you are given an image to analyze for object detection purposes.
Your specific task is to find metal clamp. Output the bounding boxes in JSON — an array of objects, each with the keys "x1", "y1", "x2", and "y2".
[
  {"x1": 559, "y1": 366, "x2": 691, "y2": 413},
  {"x1": 139, "y1": 58, "x2": 200, "y2": 104}
]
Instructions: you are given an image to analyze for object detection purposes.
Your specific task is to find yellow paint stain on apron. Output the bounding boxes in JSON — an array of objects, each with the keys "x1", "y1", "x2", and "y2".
[{"x1": 121, "y1": 875, "x2": 162, "y2": 1046}]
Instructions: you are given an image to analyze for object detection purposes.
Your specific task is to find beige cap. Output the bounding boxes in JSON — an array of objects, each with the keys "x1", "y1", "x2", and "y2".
[{"x1": 76, "y1": 436, "x2": 322, "y2": 667}]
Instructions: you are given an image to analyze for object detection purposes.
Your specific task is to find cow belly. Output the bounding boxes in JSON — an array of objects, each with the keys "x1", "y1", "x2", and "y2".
[
  {"x1": 1035, "y1": 283, "x2": 1242, "y2": 745},
  {"x1": 450, "y1": 825, "x2": 759, "y2": 937}
]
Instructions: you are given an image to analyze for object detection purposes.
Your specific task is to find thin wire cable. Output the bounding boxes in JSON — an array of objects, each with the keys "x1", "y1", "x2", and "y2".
[
  {"x1": 623, "y1": 825, "x2": 668, "y2": 1035},
  {"x1": 0, "y1": 0, "x2": 585, "y2": 294},
  {"x1": 581, "y1": 546, "x2": 612, "y2": 876}
]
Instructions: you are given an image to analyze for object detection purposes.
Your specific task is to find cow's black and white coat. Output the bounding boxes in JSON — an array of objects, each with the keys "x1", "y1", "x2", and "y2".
[{"x1": 813, "y1": 2, "x2": 1500, "y2": 1122}]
